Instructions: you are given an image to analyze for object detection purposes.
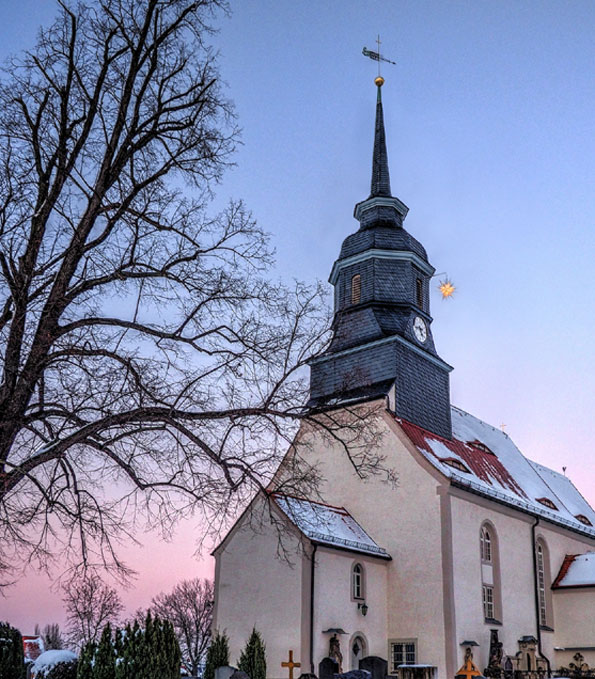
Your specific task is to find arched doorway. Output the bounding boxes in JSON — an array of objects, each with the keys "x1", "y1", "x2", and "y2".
[{"x1": 350, "y1": 634, "x2": 367, "y2": 670}]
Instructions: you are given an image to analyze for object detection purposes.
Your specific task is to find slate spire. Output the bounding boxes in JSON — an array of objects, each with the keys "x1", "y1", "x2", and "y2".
[{"x1": 370, "y1": 77, "x2": 391, "y2": 198}]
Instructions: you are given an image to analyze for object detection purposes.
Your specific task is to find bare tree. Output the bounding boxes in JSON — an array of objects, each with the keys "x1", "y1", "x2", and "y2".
[
  {"x1": 64, "y1": 574, "x2": 123, "y2": 649},
  {"x1": 34, "y1": 623, "x2": 64, "y2": 650},
  {"x1": 0, "y1": 0, "x2": 388, "y2": 584},
  {"x1": 152, "y1": 578, "x2": 213, "y2": 675}
]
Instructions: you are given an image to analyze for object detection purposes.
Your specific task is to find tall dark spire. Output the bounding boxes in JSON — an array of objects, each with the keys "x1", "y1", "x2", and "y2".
[{"x1": 370, "y1": 77, "x2": 391, "y2": 198}]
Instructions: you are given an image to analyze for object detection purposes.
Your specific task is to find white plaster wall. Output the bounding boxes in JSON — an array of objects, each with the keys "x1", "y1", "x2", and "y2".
[
  {"x1": 213, "y1": 502, "x2": 307, "y2": 679},
  {"x1": 450, "y1": 491, "x2": 595, "y2": 673},
  {"x1": 552, "y1": 588, "x2": 595, "y2": 669},
  {"x1": 312, "y1": 547, "x2": 388, "y2": 669},
  {"x1": 536, "y1": 523, "x2": 595, "y2": 665},
  {"x1": 450, "y1": 493, "x2": 535, "y2": 670},
  {"x1": 294, "y1": 412, "x2": 448, "y2": 672}
]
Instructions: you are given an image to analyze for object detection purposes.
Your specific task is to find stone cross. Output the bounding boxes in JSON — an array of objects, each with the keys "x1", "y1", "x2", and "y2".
[{"x1": 282, "y1": 650, "x2": 301, "y2": 679}]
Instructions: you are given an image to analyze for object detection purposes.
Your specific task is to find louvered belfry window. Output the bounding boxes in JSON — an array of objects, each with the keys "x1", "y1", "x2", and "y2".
[
  {"x1": 351, "y1": 274, "x2": 361, "y2": 304},
  {"x1": 416, "y1": 278, "x2": 423, "y2": 309}
]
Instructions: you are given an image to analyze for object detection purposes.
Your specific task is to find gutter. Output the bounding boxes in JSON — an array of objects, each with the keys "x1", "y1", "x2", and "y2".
[
  {"x1": 310, "y1": 543, "x2": 317, "y2": 674},
  {"x1": 531, "y1": 517, "x2": 551, "y2": 677}
]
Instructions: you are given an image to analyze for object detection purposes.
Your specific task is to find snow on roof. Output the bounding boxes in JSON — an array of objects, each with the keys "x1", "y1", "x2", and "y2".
[
  {"x1": 553, "y1": 552, "x2": 595, "y2": 588},
  {"x1": 272, "y1": 494, "x2": 390, "y2": 558},
  {"x1": 23, "y1": 636, "x2": 45, "y2": 661},
  {"x1": 33, "y1": 650, "x2": 77, "y2": 675},
  {"x1": 397, "y1": 406, "x2": 595, "y2": 538}
]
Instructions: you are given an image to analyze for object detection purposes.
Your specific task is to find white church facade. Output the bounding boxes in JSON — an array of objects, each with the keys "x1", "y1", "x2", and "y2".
[{"x1": 212, "y1": 78, "x2": 595, "y2": 679}]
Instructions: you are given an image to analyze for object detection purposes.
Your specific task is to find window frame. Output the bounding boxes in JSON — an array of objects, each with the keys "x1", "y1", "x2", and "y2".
[
  {"x1": 535, "y1": 537, "x2": 554, "y2": 630},
  {"x1": 389, "y1": 639, "x2": 417, "y2": 672},
  {"x1": 351, "y1": 562, "x2": 364, "y2": 601},
  {"x1": 480, "y1": 521, "x2": 502, "y2": 624},
  {"x1": 480, "y1": 527, "x2": 492, "y2": 563}
]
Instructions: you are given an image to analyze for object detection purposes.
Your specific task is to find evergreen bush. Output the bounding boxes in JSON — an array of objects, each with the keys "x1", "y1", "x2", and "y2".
[
  {"x1": 40, "y1": 659, "x2": 78, "y2": 679},
  {"x1": 0, "y1": 622, "x2": 25, "y2": 679},
  {"x1": 237, "y1": 628, "x2": 266, "y2": 679},
  {"x1": 75, "y1": 614, "x2": 180, "y2": 679},
  {"x1": 204, "y1": 631, "x2": 230, "y2": 679},
  {"x1": 77, "y1": 642, "x2": 96, "y2": 679}
]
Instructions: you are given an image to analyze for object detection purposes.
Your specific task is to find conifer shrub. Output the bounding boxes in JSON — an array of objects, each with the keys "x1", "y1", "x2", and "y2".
[
  {"x1": 76, "y1": 614, "x2": 180, "y2": 679},
  {"x1": 237, "y1": 628, "x2": 266, "y2": 679},
  {"x1": 204, "y1": 631, "x2": 230, "y2": 679},
  {"x1": 0, "y1": 622, "x2": 25, "y2": 679},
  {"x1": 39, "y1": 658, "x2": 78, "y2": 679}
]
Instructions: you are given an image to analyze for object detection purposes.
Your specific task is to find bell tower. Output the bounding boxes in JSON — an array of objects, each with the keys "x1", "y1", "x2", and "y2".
[{"x1": 308, "y1": 77, "x2": 453, "y2": 439}]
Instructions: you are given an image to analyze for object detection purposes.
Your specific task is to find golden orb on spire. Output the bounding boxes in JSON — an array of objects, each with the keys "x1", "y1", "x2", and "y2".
[{"x1": 374, "y1": 76, "x2": 385, "y2": 87}]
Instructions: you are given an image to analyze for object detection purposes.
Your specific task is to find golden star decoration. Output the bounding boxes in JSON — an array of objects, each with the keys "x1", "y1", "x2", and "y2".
[{"x1": 438, "y1": 278, "x2": 456, "y2": 299}]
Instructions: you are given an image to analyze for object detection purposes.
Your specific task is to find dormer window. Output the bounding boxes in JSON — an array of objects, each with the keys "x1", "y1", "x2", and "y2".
[
  {"x1": 468, "y1": 440, "x2": 494, "y2": 455},
  {"x1": 351, "y1": 274, "x2": 361, "y2": 305},
  {"x1": 443, "y1": 458, "x2": 471, "y2": 474},
  {"x1": 536, "y1": 497, "x2": 558, "y2": 511},
  {"x1": 575, "y1": 514, "x2": 593, "y2": 526},
  {"x1": 416, "y1": 278, "x2": 423, "y2": 309}
]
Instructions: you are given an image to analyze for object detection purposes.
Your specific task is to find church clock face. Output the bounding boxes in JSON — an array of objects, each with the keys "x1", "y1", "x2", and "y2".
[{"x1": 413, "y1": 316, "x2": 428, "y2": 344}]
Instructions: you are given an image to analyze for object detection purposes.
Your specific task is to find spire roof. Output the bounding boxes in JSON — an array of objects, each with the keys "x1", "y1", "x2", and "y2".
[{"x1": 370, "y1": 80, "x2": 391, "y2": 198}]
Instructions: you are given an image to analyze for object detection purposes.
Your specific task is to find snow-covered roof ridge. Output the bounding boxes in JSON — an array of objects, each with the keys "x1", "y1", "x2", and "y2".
[
  {"x1": 553, "y1": 552, "x2": 595, "y2": 588},
  {"x1": 272, "y1": 493, "x2": 391, "y2": 559},
  {"x1": 396, "y1": 407, "x2": 595, "y2": 539}
]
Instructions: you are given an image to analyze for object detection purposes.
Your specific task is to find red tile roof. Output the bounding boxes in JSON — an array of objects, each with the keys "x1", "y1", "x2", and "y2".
[
  {"x1": 399, "y1": 417, "x2": 527, "y2": 498},
  {"x1": 552, "y1": 554, "x2": 579, "y2": 588}
]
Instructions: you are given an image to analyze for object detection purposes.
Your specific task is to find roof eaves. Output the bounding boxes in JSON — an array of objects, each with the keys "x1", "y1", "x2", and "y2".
[{"x1": 450, "y1": 475, "x2": 595, "y2": 540}]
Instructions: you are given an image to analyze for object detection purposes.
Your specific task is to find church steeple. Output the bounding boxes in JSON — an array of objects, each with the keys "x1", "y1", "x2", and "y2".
[
  {"x1": 370, "y1": 77, "x2": 391, "y2": 198},
  {"x1": 308, "y1": 77, "x2": 453, "y2": 439}
]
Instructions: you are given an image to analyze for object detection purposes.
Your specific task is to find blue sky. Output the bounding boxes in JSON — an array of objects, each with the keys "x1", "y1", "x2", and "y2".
[{"x1": 1, "y1": 0, "x2": 594, "y2": 628}]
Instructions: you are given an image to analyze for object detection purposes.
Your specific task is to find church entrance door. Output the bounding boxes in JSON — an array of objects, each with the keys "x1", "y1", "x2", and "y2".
[{"x1": 351, "y1": 635, "x2": 367, "y2": 670}]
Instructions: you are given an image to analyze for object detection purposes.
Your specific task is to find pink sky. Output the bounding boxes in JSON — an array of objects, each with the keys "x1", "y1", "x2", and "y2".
[{"x1": 2, "y1": 0, "x2": 595, "y2": 637}]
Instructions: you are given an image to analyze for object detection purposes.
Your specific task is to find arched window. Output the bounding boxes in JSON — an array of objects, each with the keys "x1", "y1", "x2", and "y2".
[
  {"x1": 535, "y1": 538, "x2": 553, "y2": 629},
  {"x1": 480, "y1": 522, "x2": 502, "y2": 622},
  {"x1": 351, "y1": 274, "x2": 361, "y2": 305},
  {"x1": 480, "y1": 527, "x2": 492, "y2": 563},
  {"x1": 352, "y1": 563, "x2": 364, "y2": 600}
]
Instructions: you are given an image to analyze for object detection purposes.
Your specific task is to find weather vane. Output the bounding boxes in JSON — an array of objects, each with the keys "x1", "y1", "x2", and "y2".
[{"x1": 362, "y1": 35, "x2": 396, "y2": 81}]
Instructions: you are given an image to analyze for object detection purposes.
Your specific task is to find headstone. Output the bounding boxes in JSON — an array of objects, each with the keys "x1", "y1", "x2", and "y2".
[
  {"x1": 215, "y1": 667, "x2": 237, "y2": 679},
  {"x1": 319, "y1": 657, "x2": 339, "y2": 679},
  {"x1": 334, "y1": 670, "x2": 371, "y2": 679},
  {"x1": 360, "y1": 656, "x2": 387, "y2": 679},
  {"x1": 229, "y1": 671, "x2": 251, "y2": 679}
]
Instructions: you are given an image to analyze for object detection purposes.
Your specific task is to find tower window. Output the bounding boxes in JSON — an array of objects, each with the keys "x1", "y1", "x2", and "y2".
[
  {"x1": 416, "y1": 278, "x2": 423, "y2": 309},
  {"x1": 351, "y1": 274, "x2": 361, "y2": 305}
]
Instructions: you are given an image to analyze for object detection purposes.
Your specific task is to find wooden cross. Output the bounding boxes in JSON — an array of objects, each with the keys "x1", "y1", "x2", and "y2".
[{"x1": 282, "y1": 650, "x2": 301, "y2": 679}]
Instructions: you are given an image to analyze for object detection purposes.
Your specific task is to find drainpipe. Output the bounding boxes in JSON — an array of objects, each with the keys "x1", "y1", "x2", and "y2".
[
  {"x1": 531, "y1": 517, "x2": 551, "y2": 677},
  {"x1": 310, "y1": 543, "x2": 318, "y2": 674}
]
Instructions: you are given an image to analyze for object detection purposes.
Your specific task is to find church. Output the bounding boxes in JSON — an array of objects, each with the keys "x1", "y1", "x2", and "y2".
[{"x1": 212, "y1": 76, "x2": 595, "y2": 679}]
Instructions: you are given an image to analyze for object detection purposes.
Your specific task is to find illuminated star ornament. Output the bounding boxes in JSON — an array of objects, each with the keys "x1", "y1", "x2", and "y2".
[{"x1": 438, "y1": 278, "x2": 456, "y2": 299}]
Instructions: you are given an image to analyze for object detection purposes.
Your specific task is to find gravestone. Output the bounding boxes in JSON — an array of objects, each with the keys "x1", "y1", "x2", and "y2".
[
  {"x1": 334, "y1": 670, "x2": 371, "y2": 679},
  {"x1": 360, "y1": 656, "x2": 388, "y2": 679},
  {"x1": 215, "y1": 667, "x2": 237, "y2": 679},
  {"x1": 229, "y1": 671, "x2": 251, "y2": 679},
  {"x1": 319, "y1": 657, "x2": 339, "y2": 679}
]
